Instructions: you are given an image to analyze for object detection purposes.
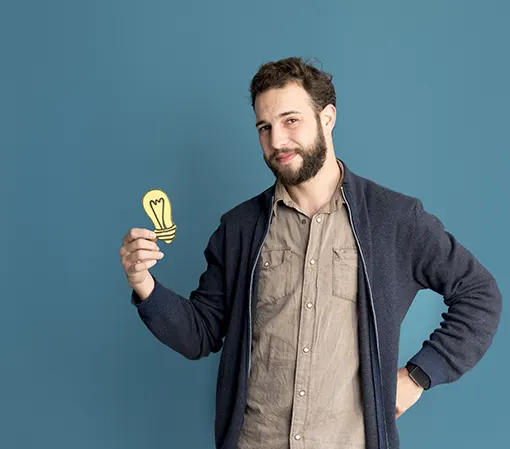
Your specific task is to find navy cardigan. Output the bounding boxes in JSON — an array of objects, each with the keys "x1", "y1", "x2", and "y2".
[{"x1": 131, "y1": 159, "x2": 502, "y2": 449}]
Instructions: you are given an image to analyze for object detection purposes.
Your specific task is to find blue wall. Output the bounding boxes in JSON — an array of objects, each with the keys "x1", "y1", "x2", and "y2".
[{"x1": 2, "y1": 1, "x2": 508, "y2": 447}]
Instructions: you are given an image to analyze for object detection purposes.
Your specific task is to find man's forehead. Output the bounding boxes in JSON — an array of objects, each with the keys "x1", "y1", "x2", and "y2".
[{"x1": 255, "y1": 85, "x2": 311, "y2": 120}]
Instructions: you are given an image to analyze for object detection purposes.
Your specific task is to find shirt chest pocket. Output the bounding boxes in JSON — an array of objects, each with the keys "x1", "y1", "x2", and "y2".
[
  {"x1": 332, "y1": 247, "x2": 359, "y2": 302},
  {"x1": 258, "y1": 248, "x2": 293, "y2": 303}
]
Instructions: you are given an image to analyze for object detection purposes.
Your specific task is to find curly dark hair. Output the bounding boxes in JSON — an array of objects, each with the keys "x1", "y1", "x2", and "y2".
[{"x1": 249, "y1": 56, "x2": 336, "y2": 114}]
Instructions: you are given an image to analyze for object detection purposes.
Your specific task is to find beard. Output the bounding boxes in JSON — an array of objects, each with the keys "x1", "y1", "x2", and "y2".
[{"x1": 264, "y1": 118, "x2": 327, "y2": 187}]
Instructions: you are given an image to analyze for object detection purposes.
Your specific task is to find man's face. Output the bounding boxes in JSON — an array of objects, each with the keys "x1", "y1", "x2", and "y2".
[{"x1": 254, "y1": 82, "x2": 328, "y2": 186}]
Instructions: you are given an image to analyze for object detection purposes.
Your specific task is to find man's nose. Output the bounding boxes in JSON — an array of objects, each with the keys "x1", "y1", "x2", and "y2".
[{"x1": 270, "y1": 127, "x2": 288, "y2": 150}]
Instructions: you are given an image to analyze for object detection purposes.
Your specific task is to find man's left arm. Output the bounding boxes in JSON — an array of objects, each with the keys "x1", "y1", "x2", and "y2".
[{"x1": 405, "y1": 198, "x2": 502, "y2": 389}]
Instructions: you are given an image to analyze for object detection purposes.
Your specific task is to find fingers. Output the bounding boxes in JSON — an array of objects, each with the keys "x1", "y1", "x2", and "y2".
[
  {"x1": 120, "y1": 228, "x2": 164, "y2": 280},
  {"x1": 121, "y1": 236, "x2": 160, "y2": 256},
  {"x1": 124, "y1": 246, "x2": 162, "y2": 263},
  {"x1": 123, "y1": 248, "x2": 164, "y2": 264},
  {"x1": 125, "y1": 259, "x2": 159, "y2": 275},
  {"x1": 122, "y1": 228, "x2": 156, "y2": 246}
]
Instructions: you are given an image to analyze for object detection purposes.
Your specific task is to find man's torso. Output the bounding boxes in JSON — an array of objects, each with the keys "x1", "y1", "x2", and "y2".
[{"x1": 238, "y1": 161, "x2": 366, "y2": 449}]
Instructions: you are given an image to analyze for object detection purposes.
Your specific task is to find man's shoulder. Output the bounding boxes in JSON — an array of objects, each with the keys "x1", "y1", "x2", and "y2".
[{"x1": 349, "y1": 169, "x2": 419, "y2": 213}]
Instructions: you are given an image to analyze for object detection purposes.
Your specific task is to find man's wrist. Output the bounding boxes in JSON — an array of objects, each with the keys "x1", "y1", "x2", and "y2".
[{"x1": 132, "y1": 274, "x2": 155, "y2": 302}]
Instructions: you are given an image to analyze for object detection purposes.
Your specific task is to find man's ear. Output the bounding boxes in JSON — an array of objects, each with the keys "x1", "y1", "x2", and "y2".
[{"x1": 321, "y1": 104, "x2": 336, "y2": 132}]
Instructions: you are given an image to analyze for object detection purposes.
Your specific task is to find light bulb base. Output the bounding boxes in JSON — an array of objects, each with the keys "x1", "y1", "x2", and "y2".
[{"x1": 154, "y1": 224, "x2": 177, "y2": 244}]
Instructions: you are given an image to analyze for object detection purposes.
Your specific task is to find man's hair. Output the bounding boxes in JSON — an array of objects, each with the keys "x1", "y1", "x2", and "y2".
[{"x1": 249, "y1": 56, "x2": 336, "y2": 114}]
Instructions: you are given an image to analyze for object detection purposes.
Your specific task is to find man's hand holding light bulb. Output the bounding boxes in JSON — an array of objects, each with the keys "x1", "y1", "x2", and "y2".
[{"x1": 120, "y1": 189, "x2": 176, "y2": 301}]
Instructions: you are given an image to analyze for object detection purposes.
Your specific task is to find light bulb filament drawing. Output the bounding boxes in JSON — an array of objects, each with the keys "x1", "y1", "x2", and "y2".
[{"x1": 149, "y1": 198, "x2": 166, "y2": 229}]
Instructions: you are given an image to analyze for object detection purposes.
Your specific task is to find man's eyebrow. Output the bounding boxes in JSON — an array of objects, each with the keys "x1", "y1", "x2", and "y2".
[{"x1": 255, "y1": 110, "x2": 302, "y2": 128}]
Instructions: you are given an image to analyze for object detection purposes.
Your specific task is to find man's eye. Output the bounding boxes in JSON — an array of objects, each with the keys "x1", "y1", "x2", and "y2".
[
  {"x1": 259, "y1": 126, "x2": 269, "y2": 132},
  {"x1": 287, "y1": 118, "x2": 298, "y2": 124}
]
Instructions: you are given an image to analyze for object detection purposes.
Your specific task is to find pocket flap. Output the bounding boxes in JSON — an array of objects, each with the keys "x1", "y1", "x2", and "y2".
[
  {"x1": 260, "y1": 248, "x2": 290, "y2": 269},
  {"x1": 332, "y1": 247, "x2": 358, "y2": 260}
]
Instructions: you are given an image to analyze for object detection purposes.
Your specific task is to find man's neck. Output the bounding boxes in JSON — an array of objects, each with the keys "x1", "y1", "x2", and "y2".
[{"x1": 283, "y1": 155, "x2": 342, "y2": 218}]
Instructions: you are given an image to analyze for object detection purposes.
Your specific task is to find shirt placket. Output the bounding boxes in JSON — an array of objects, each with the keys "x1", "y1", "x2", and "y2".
[{"x1": 289, "y1": 212, "x2": 323, "y2": 447}]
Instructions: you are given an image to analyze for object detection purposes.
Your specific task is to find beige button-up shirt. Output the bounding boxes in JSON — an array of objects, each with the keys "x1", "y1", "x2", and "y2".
[{"x1": 237, "y1": 160, "x2": 365, "y2": 449}]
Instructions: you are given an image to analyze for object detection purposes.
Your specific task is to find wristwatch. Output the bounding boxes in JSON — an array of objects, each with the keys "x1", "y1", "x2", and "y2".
[{"x1": 405, "y1": 362, "x2": 431, "y2": 390}]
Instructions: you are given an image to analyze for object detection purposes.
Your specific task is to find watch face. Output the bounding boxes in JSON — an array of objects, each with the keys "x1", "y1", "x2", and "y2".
[{"x1": 409, "y1": 366, "x2": 430, "y2": 389}]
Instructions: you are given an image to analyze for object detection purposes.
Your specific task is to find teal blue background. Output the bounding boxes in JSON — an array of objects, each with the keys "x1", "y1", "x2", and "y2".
[{"x1": 2, "y1": 1, "x2": 508, "y2": 447}]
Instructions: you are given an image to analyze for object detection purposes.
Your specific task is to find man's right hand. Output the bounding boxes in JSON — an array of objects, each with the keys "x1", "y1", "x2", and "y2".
[{"x1": 120, "y1": 228, "x2": 165, "y2": 299}]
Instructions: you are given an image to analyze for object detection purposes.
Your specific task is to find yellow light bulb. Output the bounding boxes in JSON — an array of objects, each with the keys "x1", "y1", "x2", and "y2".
[{"x1": 142, "y1": 188, "x2": 177, "y2": 244}]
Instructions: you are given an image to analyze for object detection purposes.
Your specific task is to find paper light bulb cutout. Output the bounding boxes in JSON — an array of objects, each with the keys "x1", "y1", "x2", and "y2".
[{"x1": 142, "y1": 189, "x2": 177, "y2": 244}]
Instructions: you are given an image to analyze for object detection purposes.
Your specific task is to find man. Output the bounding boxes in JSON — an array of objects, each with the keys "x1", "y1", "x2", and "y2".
[{"x1": 120, "y1": 57, "x2": 502, "y2": 449}]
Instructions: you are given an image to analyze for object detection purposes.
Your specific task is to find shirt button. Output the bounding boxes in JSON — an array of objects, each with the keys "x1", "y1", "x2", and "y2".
[
  {"x1": 264, "y1": 261, "x2": 270, "y2": 267},
  {"x1": 310, "y1": 259, "x2": 315, "y2": 265},
  {"x1": 303, "y1": 347, "x2": 309, "y2": 353},
  {"x1": 299, "y1": 390, "x2": 306, "y2": 396},
  {"x1": 316, "y1": 217, "x2": 322, "y2": 223},
  {"x1": 301, "y1": 219, "x2": 306, "y2": 224},
  {"x1": 295, "y1": 435, "x2": 302, "y2": 440},
  {"x1": 306, "y1": 302, "x2": 313, "y2": 309}
]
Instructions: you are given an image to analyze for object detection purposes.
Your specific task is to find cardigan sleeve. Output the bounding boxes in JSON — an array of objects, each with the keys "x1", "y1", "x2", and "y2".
[{"x1": 407, "y1": 199, "x2": 502, "y2": 388}]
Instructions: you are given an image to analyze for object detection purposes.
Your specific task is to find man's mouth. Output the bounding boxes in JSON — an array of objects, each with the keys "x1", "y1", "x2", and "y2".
[{"x1": 276, "y1": 152, "x2": 296, "y2": 164}]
